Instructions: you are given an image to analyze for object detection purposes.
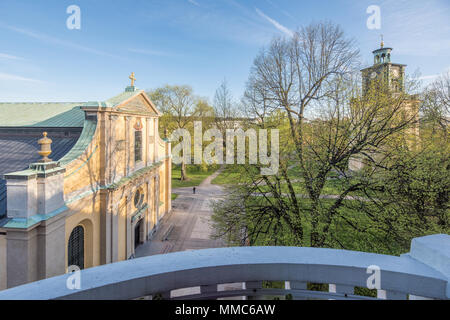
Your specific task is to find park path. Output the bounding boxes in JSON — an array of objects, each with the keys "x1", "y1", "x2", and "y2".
[{"x1": 135, "y1": 167, "x2": 226, "y2": 257}]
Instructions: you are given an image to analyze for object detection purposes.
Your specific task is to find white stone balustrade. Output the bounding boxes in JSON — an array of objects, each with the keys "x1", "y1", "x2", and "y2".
[{"x1": 0, "y1": 234, "x2": 448, "y2": 300}]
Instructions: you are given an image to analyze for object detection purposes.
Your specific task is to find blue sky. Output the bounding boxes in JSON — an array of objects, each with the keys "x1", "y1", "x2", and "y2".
[{"x1": 0, "y1": 0, "x2": 449, "y2": 102}]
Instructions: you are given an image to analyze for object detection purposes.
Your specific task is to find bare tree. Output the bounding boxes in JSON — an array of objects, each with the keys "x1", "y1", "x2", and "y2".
[
  {"x1": 213, "y1": 79, "x2": 240, "y2": 140},
  {"x1": 212, "y1": 22, "x2": 423, "y2": 251},
  {"x1": 422, "y1": 71, "x2": 450, "y2": 135},
  {"x1": 148, "y1": 85, "x2": 198, "y2": 181}
]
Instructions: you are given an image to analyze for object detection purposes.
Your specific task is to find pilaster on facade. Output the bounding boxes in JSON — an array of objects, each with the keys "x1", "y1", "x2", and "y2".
[
  {"x1": 110, "y1": 201, "x2": 120, "y2": 263},
  {"x1": 125, "y1": 193, "x2": 133, "y2": 259},
  {"x1": 125, "y1": 116, "x2": 132, "y2": 177},
  {"x1": 107, "y1": 114, "x2": 119, "y2": 186}
]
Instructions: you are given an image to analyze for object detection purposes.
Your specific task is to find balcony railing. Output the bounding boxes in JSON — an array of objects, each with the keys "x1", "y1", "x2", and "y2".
[{"x1": 0, "y1": 234, "x2": 448, "y2": 300}]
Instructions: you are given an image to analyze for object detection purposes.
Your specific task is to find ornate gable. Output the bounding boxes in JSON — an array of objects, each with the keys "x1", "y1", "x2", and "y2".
[{"x1": 116, "y1": 92, "x2": 160, "y2": 117}]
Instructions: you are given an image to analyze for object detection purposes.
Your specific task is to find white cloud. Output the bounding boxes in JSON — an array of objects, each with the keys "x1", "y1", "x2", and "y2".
[
  {"x1": 377, "y1": 0, "x2": 450, "y2": 57},
  {"x1": 255, "y1": 8, "x2": 294, "y2": 38},
  {"x1": 265, "y1": 0, "x2": 295, "y2": 21},
  {"x1": 4, "y1": 25, "x2": 121, "y2": 59},
  {"x1": 0, "y1": 53, "x2": 24, "y2": 60},
  {"x1": 419, "y1": 75, "x2": 439, "y2": 81},
  {"x1": 419, "y1": 67, "x2": 450, "y2": 81},
  {"x1": 0, "y1": 72, "x2": 43, "y2": 83},
  {"x1": 127, "y1": 48, "x2": 177, "y2": 57},
  {"x1": 187, "y1": 0, "x2": 200, "y2": 6}
]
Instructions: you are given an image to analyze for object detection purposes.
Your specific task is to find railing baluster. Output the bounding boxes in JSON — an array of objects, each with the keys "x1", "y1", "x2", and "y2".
[
  {"x1": 285, "y1": 281, "x2": 307, "y2": 300},
  {"x1": 244, "y1": 281, "x2": 263, "y2": 300},
  {"x1": 200, "y1": 284, "x2": 217, "y2": 294},
  {"x1": 244, "y1": 281, "x2": 263, "y2": 290},
  {"x1": 329, "y1": 284, "x2": 354, "y2": 295},
  {"x1": 409, "y1": 294, "x2": 433, "y2": 300},
  {"x1": 377, "y1": 289, "x2": 407, "y2": 300},
  {"x1": 285, "y1": 281, "x2": 307, "y2": 290}
]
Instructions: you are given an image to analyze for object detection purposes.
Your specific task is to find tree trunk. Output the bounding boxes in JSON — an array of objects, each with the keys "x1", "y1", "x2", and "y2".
[
  {"x1": 180, "y1": 161, "x2": 187, "y2": 181},
  {"x1": 310, "y1": 202, "x2": 321, "y2": 248}
]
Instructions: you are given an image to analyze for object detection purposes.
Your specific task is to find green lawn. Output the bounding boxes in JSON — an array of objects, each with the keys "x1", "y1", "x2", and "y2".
[
  {"x1": 171, "y1": 193, "x2": 178, "y2": 201},
  {"x1": 172, "y1": 165, "x2": 219, "y2": 188},
  {"x1": 212, "y1": 165, "x2": 344, "y2": 195},
  {"x1": 253, "y1": 179, "x2": 344, "y2": 195},
  {"x1": 211, "y1": 165, "x2": 252, "y2": 185},
  {"x1": 245, "y1": 197, "x2": 406, "y2": 255}
]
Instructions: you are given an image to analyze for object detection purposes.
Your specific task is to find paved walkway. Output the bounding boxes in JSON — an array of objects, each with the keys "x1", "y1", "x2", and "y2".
[
  {"x1": 135, "y1": 168, "x2": 267, "y2": 299},
  {"x1": 135, "y1": 168, "x2": 226, "y2": 258}
]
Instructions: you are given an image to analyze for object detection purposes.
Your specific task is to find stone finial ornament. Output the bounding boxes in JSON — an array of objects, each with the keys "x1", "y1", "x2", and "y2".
[{"x1": 38, "y1": 132, "x2": 52, "y2": 162}]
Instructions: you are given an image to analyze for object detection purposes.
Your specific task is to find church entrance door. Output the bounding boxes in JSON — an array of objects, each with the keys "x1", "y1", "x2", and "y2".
[{"x1": 134, "y1": 220, "x2": 142, "y2": 249}]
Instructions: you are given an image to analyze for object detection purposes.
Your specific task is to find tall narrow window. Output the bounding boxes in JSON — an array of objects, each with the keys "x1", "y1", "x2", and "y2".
[
  {"x1": 134, "y1": 188, "x2": 144, "y2": 209},
  {"x1": 135, "y1": 130, "x2": 142, "y2": 162},
  {"x1": 68, "y1": 225, "x2": 85, "y2": 269}
]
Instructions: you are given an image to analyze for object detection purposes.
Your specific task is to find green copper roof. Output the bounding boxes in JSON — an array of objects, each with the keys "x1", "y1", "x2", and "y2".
[
  {"x1": 1, "y1": 205, "x2": 69, "y2": 229},
  {"x1": 81, "y1": 101, "x2": 112, "y2": 108},
  {"x1": 0, "y1": 86, "x2": 151, "y2": 129},
  {"x1": 59, "y1": 119, "x2": 98, "y2": 166},
  {"x1": 106, "y1": 89, "x2": 143, "y2": 108},
  {"x1": 0, "y1": 103, "x2": 84, "y2": 127}
]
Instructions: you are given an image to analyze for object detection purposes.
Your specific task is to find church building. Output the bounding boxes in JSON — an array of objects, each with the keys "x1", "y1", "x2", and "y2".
[
  {"x1": 349, "y1": 40, "x2": 421, "y2": 171},
  {"x1": 361, "y1": 39, "x2": 420, "y2": 137},
  {"x1": 0, "y1": 74, "x2": 172, "y2": 289}
]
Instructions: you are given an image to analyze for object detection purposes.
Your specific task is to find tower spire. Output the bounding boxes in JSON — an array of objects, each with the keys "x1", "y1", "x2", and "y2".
[{"x1": 380, "y1": 34, "x2": 384, "y2": 48}]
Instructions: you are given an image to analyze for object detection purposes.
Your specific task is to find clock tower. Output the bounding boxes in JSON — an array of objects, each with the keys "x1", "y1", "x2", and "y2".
[{"x1": 361, "y1": 38, "x2": 406, "y2": 94}]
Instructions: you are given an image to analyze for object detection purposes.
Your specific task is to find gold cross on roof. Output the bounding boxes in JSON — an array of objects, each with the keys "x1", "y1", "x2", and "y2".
[
  {"x1": 129, "y1": 72, "x2": 136, "y2": 86},
  {"x1": 380, "y1": 34, "x2": 384, "y2": 48}
]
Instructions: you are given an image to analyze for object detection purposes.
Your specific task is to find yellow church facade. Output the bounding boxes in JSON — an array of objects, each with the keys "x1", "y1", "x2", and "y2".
[{"x1": 0, "y1": 80, "x2": 171, "y2": 289}]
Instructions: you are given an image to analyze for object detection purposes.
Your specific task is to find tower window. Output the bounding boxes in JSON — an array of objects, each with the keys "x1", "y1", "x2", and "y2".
[
  {"x1": 68, "y1": 225, "x2": 84, "y2": 269},
  {"x1": 135, "y1": 130, "x2": 142, "y2": 162}
]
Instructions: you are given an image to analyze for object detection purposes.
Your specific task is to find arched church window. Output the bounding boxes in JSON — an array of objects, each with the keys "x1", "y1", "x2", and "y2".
[
  {"x1": 135, "y1": 130, "x2": 142, "y2": 162},
  {"x1": 68, "y1": 225, "x2": 84, "y2": 269}
]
